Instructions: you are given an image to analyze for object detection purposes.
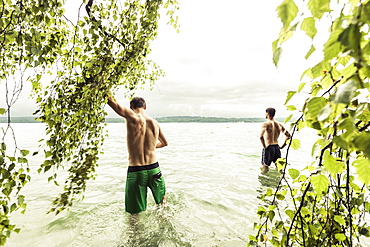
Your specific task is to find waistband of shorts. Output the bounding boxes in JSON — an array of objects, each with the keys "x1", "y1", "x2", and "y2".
[{"x1": 128, "y1": 162, "x2": 159, "y2": 172}]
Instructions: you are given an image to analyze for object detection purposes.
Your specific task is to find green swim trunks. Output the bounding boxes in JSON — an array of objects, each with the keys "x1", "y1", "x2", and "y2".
[{"x1": 125, "y1": 162, "x2": 166, "y2": 214}]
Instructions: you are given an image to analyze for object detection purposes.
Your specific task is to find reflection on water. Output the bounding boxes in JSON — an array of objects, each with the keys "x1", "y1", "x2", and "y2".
[
  {"x1": 256, "y1": 168, "x2": 283, "y2": 207},
  {"x1": 257, "y1": 168, "x2": 282, "y2": 189},
  {"x1": 59, "y1": 192, "x2": 193, "y2": 247},
  {"x1": 118, "y1": 193, "x2": 192, "y2": 247},
  {"x1": 121, "y1": 210, "x2": 190, "y2": 247}
]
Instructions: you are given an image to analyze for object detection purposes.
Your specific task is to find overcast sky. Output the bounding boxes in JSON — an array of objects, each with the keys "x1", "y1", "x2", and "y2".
[
  {"x1": 2, "y1": 0, "x2": 315, "y2": 118},
  {"x1": 124, "y1": 0, "x2": 314, "y2": 118}
]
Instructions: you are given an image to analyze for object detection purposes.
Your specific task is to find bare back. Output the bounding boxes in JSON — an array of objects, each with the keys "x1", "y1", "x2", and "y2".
[
  {"x1": 107, "y1": 96, "x2": 167, "y2": 167},
  {"x1": 126, "y1": 114, "x2": 160, "y2": 166},
  {"x1": 260, "y1": 119, "x2": 289, "y2": 148}
]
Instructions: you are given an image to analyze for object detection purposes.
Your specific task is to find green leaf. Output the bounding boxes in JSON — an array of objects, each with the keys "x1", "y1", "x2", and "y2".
[
  {"x1": 308, "y1": 0, "x2": 330, "y2": 19},
  {"x1": 353, "y1": 132, "x2": 370, "y2": 157},
  {"x1": 10, "y1": 203, "x2": 17, "y2": 213},
  {"x1": 268, "y1": 210, "x2": 275, "y2": 221},
  {"x1": 286, "y1": 105, "x2": 297, "y2": 111},
  {"x1": 44, "y1": 165, "x2": 51, "y2": 173},
  {"x1": 20, "y1": 150, "x2": 30, "y2": 156},
  {"x1": 311, "y1": 174, "x2": 329, "y2": 195},
  {"x1": 288, "y1": 139, "x2": 300, "y2": 150},
  {"x1": 288, "y1": 168, "x2": 300, "y2": 179},
  {"x1": 276, "y1": 193, "x2": 285, "y2": 200},
  {"x1": 273, "y1": 47, "x2": 282, "y2": 66},
  {"x1": 305, "y1": 45, "x2": 316, "y2": 60},
  {"x1": 301, "y1": 68, "x2": 313, "y2": 80},
  {"x1": 17, "y1": 157, "x2": 28, "y2": 163},
  {"x1": 333, "y1": 136, "x2": 349, "y2": 150},
  {"x1": 276, "y1": 158, "x2": 287, "y2": 171},
  {"x1": 323, "y1": 150, "x2": 345, "y2": 176},
  {"x1": 8, "y1": 163, "x2": 15, "y2": 171},
  {"x1": 317, "y1": 104, "x2": 331, "y2": 121},
  {"x1": 340, "y1": 63, "x2": 357, "y2": 80},
  {"x1": 285, "y1": 209, "x2": 295, "y2": 219},
  {"x1": 266, "y1": 188, "x2": 273, "y2": 196},
  {"x1": 359, "y1": 227, "x2": 370, "y2": 237},
  {"x1": 7, "y1": 156, "x2": 15, "y2": 162},
  {"x1": 284, "y1": 114, "x2": 293, "y2": 123},
  {"x1": 310, "y1": 61, "x2": 325, "y2": 78},
  {"x1": 338, "y1": 24, "x2": 361, "y2": 52},
  {"x1": 277, "y1": 0, "x2": 299, "y2": 28},
  {"x1": 279, "y1": 26, "x2": 296, "y2": 45},
  {"x1": 333, "y1": 80, "x2": 357, "y2": 105},
  {"x1": 0, "y1": 108, "x2": 6, "y2": 115},
  {"x1": 284, "y1": 91, "x2": 296, "y2": 105},
  {"x1": 306, "y1": 97, "x2": 327, "y2": 116},
  {"x1": 354, "y1": 158, "x2": 370, "y2": 185},
  {"x1": 323, "y1": 29, "x2": 342, "y2": 62},
  {"x1": 257, "y1": 206, "x2": 266, "y2": 216},
  {"x1": 297, "y1": 120, "x2": 307, "y2": 130},
  {"x1": 338, "y1": 118, "x2": 355, "y2": 135},
  {"x1": 298, "y1": 174, "x2": 307, "y2": 182},
  {"x1": 335, "y1": 233, "x2": 346, "y2": 241},
  {"x1": 298, "y1": 82, "x2": 306, "y2": 92},
  {"x1": 301, "y1": 17, "x2": 317, "y2": 39}
]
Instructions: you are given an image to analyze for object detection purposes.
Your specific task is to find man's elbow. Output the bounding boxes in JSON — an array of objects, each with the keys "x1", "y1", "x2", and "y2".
[{"x1": 156, "y1": 140, "x2": 168, "y2": 148}]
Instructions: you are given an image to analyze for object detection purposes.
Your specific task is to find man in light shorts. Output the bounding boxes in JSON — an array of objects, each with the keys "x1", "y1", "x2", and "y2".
[
  {"x1": 260, "y1": 108, "x2": 291, "y2": 173},
  {"x1": 107, "y1": 95, "x2": 168, "y2": 214}
]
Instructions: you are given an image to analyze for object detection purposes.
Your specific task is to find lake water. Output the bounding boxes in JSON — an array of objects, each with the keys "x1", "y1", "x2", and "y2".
[{"x1": 4, "y1": 122, "x2": 317, "y2": 247}]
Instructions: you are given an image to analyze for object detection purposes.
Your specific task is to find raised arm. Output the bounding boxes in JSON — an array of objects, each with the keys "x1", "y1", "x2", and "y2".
[
  {"x1": 279, "y1": 124, "x2": 291, "y2": 149},
  {"x1": 107, "y1": 95, "x2": 137, "y2": 122}
]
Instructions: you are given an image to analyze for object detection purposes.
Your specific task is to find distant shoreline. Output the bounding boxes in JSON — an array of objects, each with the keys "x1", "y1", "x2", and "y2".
[{"x1": 0, "y1": 116, "x2": 276, "y2": 123}]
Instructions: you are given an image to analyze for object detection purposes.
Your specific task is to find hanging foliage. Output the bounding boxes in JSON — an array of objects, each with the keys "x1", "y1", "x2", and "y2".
[
  {"x1": 250, "y1": 0, "x2": 370, "y2": 246},
  {"x1": 0, "y1": 0, "x2": 178, "y2": 245}
]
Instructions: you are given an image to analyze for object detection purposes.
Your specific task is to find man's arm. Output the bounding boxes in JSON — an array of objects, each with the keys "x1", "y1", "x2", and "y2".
[
  {"x1": 107, "y1": 95, "x2": 137, "y2": 121},
  {"x1": 156, "y1": 126, "x2": 168, "y2": 148},
  {"x1": 260, "y1": 124, "x2": 267, "y2": 149},
  {"x1": 279, "y1": 124, "x2": 291, "y2": 149}
]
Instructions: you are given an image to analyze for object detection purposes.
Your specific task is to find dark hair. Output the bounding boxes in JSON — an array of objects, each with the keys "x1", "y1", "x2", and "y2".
[
  {"x1": 266, "y1": 107, "x2": 276, "y2": 118},
  {"x1": 130, "y1": 97, "x2": 146, "y2": 109}
]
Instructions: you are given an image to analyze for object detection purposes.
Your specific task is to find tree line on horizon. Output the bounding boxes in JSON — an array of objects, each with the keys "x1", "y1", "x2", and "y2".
[{"x1": 0, "y1": 116, "x2": 269, "y2": 123}]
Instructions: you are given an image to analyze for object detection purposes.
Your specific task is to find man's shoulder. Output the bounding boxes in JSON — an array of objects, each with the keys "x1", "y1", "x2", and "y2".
[
  {"x1": 144, "y1": 115, "x2": 156, "y2": 122},
  {"x1": 261, "y1": 122, "x2": 270, "y2": 129},
  {"x1": 144, "y1": 116, "x2": 160, "y2": 126}
]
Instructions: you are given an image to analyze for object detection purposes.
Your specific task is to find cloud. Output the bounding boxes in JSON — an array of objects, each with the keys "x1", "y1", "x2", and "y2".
[
  {"x1": 125, "y1": 0, "x2": 311, "y2": 118},
  {"x1": 2, "y1": 0, "x2": 311, "y2": 119}
]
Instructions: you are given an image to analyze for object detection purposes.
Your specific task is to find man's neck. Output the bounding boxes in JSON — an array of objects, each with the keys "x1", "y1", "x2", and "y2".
[{"x1": 133, "y1": 108, "x2": 145, "y2": 115}]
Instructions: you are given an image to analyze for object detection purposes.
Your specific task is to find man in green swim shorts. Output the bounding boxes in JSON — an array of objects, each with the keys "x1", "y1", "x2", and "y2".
[{"x1": 107, "y1": 94, "x2": 168, "y2": 214}]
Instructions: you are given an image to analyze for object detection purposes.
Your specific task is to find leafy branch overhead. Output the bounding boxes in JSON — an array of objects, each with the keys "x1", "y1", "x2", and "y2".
[
  {"x1": 251, "y1": 0, "x2": 370, "y2": 246},
  {"x1": 0, "y1": 0, "x2": 178, "y2": 245}
]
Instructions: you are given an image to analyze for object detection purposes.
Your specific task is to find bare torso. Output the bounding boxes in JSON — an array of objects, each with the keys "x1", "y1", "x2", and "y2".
[
  {"x1": 126, "y1": 113, "x2": 159, "y2": 166},
  {"x1": 260, "y1": 119, "x2": 288, "y2": 148},
  {"x1": 107, "y1": 95, "x2": 167, "y2": 167}
]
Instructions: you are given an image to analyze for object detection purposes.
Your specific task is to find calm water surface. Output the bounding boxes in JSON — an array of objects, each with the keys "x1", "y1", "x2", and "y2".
[{"x1": 5, "y1": 122, "x2": 317, "y2": 246}]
